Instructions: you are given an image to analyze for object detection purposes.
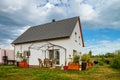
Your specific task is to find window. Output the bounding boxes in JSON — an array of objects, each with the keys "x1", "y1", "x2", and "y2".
[
  {"x1": 54, "y1": 49, "x2": 60, "y2": 65},
  {"x1": 73, "y1": 50, "x2": 77, "y2": 56},
  {"x1": 75, "y1": 32, "x2": 77, "y2": 42},
  {"x1": 49, "y1": 50, "x2": 54, "y2": 60}
]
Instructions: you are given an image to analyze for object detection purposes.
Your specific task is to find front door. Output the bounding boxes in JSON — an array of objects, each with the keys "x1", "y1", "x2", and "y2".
[{"x1": 49, "y1": 49, "x2": 60, "y2": 65}]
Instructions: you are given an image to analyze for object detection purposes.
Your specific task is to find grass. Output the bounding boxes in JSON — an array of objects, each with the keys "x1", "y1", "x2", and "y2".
[{"x1": 0, "y1": 65, "x2": 120, "y2": 80}]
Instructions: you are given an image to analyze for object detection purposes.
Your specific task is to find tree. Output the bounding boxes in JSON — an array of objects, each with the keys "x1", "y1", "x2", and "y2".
[{"x1": 88, "y1": 50, "x2": 92, "y2": 57}]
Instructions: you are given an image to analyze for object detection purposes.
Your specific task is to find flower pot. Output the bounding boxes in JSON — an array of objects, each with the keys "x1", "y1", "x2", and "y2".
[
  {"x1": 26, "y1": 64, "x2": 29, "y2": 68},
  {"x1": 82, "y1": 62, "x2": 86, "y2": 70},
  {"x1": 64, "y1": 66, "x2": 68, "y2": 70},
  {"x1": 91, "y1": 63, "x2": 94, "y2": 66},
  {"x1": 73, "y1": 63, "x2": 79, "y2": 71},
  {"x1": 18, "y1": 61, "x2": 27, "y2": 67},
  {"x1": 68, "y1": 62, "x2": 79, "y2": 71},
  {"x1": 68, "y1": 62, "x2": 72, "y2": 70},
  {"x1": 16, "y1": 62, "x2": 19, "y2": 66}
]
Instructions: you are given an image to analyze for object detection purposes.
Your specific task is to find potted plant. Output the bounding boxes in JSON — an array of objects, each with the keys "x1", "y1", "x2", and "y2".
[
  {"x1": 16, "y1": 51, "x2": 29, "y2": 67},
  {"x1": 73, "y1": 55, "x2": 80, "y2": 63},
  {"x1": 81, "y1": 53, "x2": 93, "y2": 70},
  {"x1": 23, "y1": 50, "x2": 30, "y2": 68},
  {"x1": 16, "y1": 51, "x2": 23, "y2": 66},
  {"x1": 81, "y1": 54, "x2": 88, "y2": 70}
]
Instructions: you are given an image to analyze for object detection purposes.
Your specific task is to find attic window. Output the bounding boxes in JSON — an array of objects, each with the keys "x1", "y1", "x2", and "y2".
[{"x1": 75, "y1": 32, "x2": 77, "y2": 42}]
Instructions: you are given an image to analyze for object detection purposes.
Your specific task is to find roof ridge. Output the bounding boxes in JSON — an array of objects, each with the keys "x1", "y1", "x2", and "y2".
[{"x1": 30, "y1": 16, "x2": 79, "y2": 28}]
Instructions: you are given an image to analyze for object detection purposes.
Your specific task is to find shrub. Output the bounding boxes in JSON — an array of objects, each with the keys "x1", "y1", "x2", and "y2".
[
  {"x1": 98, "y1": 60, "x2": 105, "y2": 66},
  {"x1": 82, "y1": 54, "x2": 90, "y2": 62},
  {"x1": 110, "y1": 53, "x2": 120, "y2": 69},
  {"x1": 73, "y1": 55, "x2": 80, "y2": 63}
]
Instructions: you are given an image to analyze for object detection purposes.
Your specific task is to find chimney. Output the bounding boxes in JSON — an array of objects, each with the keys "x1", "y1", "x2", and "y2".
[{"x1": 52, "y1": 19, "x2": 55, "y2": 22}]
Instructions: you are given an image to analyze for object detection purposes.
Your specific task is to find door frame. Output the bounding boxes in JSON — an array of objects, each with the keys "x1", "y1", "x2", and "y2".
[{"x1": 48, "y1": 49, "x2": 60, "y2": 66}]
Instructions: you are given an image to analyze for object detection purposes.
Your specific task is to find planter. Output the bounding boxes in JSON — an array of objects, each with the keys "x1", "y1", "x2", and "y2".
[
  {"x1": 16, "y1": 62, "x2": 19, "y2": 66},
  {"x1": 86, "y1": 63, "x2": 90, "y2": 70},
  {"x1": 82, "y1": 62, "x2": 86, "y2": 70},
  {"x1": 18, "y1": 61, "x2": 28, "y2": 68},
  {"x1": 64, "y1": 66, "x2": 68, "y2": 70},
  {"x1": 91, "y1": 63, "x2": 94, "y2": 66},
  {"x1": 68, "y1": 62, "x2": 79, "y2": 71}
]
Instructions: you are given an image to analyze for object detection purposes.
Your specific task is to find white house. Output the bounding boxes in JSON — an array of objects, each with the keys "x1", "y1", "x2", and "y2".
[{"x1": 12, "y1": 16, "x2": 84, "y2": 67}]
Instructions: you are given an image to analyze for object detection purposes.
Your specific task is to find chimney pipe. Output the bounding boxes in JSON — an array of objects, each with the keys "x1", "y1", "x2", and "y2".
[{"x1": 52, "y1": 19, "x2": 55, "y2": 22}]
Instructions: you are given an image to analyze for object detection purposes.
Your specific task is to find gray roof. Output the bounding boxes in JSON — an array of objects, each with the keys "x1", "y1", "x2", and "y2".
[{"x1": 12, "y1": 17, "x2": 79, "y2": 44}]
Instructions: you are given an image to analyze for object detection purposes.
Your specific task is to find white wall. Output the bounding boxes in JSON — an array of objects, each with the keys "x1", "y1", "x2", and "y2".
[
  {"x1": 70, "y1": 20, "x2": 83, "y2": 52},
  {"x1": 14, "y1": 38, "x2": 71, "y2": 66}
]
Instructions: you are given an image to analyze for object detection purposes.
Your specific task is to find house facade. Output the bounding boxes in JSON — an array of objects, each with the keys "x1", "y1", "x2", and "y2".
[
  {"x1": 0, "y1": 49, "x2": 14, "y2": 64},
  {"x1": 12, "y1": 17, "x2": 84, "y2": 66}
]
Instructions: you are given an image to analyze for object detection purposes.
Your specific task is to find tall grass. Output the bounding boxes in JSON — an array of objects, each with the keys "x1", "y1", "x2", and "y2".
[{"x1": 0, "y1": 65, "x2": 120, "y2": 80}]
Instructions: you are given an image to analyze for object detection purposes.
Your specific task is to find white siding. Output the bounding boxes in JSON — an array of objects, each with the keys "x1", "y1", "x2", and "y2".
[
  {"x1": 14, "y1": 38, "x2": 71, "y2": 66},
  {"x1": 69, "y1": 20, "x2": 83, "y2": 55}
]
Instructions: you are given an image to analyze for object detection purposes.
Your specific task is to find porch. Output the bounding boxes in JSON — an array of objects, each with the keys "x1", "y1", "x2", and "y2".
[{"x1": 27, "y1": 42, "x2": 67, "y2": 68}]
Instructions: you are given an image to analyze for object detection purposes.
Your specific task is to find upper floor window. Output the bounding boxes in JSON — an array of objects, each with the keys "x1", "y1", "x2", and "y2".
[
  {"x1": 73, "y1": 50, "x2": 77, "y2": 56},
  {"x1": 75, "y1": 32, "x2": 77, "y2": 42}
]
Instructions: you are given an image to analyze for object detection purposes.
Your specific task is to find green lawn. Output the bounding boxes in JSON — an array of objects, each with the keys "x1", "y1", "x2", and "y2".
[{"x1": 0, "y1": 65, "x2": 120, "y2": 80}]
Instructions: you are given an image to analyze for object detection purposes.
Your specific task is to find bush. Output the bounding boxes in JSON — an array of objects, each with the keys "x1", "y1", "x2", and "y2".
[
  {"x1": 82, "y1": 54, "x2": 90, "y2": 62},
  {"x1": 73, "y1": 55, "x2": 80, "y2": 63},
  {"x1": 98, "y1": 60, "x2": 105, "y2": 66},
  {"x1": 110, "y1": 53, "x2": 120, "y2": 69}
]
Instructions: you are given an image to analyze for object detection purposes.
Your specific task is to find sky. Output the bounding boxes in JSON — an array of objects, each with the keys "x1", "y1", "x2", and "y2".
[{"x1": 0, "y1": 0, "x2": 120, "y2": 55}]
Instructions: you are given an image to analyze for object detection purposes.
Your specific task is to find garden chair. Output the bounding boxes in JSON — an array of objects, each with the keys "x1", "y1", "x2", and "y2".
[
  {"x1": 38, "y1": 58, "x2": 43, "y2": 67},
  {"x1": 49, "y1": 59, "x2": 55, "y2": 67},
  {"x1": 44, "y1": 58, "x2": 50, "y2": 67}
]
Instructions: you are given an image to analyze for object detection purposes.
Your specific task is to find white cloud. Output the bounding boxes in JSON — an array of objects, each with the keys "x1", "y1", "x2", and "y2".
[
  {"x1": 0, "y1": 0, "x2": 120, "y2": 29},
  {"x1": 0, "y1": 39, "x2": 14, "y2": 50},
  {"x1": 68, "y1": 0, "x2": 98, "y2": 22},
  {"x1": 4, "y1": 39, "x2": 13, "y2": 44},
  {"x1": 0, "y1": 44, "x2": 13, "y2": 50},
  {"x1": 12, "y1": 25, "x2": 31, "y2": 37},
  {"x1": 0, "y1": 25, "x2": 30, "y2": 50},
  {"x1": 83, "y1": 39, "x2": 120, "y2": 55},
  {"x1": 0, "y1": 0, "x2": 25, "y2": 13},
  {"x1": 94, "y1": 0, "x2": 120, "y2": 28}
]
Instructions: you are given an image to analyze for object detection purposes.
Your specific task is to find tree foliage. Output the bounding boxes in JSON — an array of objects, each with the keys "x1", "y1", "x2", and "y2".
[{"x1": 110, "y1": 52, "x2": 120, "y2": 69}]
